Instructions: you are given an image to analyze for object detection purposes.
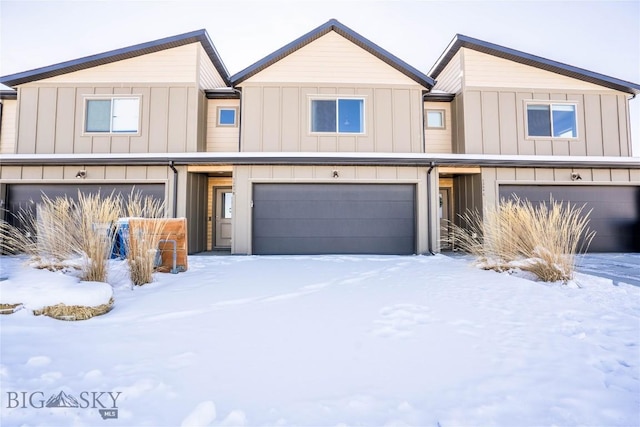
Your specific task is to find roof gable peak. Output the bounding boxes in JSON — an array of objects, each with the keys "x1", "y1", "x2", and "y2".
[
  {"x1": 0, "y1": 29, "x2": 231, "y2": 87},
  {"x1": 231, "y1": 19, "x2": 434, "y2": 88}
]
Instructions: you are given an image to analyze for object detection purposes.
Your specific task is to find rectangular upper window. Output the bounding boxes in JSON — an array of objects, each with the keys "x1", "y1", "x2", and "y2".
[
  {"x1": 310, "y1": 98, "x2": 364, "y2": 134},
  {"x1": 85, "y1": 97, "x2": 140, "y2": 134},
  {"x1": 526, "y1": 102, "x2": 577, "y2": 138},
  {"x1": 217, "y1": 107, "x2": 237, "y2": 127},
  {"x1": 425, "y1": 109, "x2": 445, "y2": 129}
]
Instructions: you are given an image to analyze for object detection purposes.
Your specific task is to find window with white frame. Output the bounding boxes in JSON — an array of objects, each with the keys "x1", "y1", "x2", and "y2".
[
  {"x1": 85, "y1": 97, "x2": 140, "y2": 133},
  {"x1": 425, "y1": 109, "x2": 445, "y2": 129},
  {"x1": 310, "y1": 97, "x2": 364, "y2": 134},
  {"x1": 526, "y1": 102, "x2": 577, "y2": 138},
  {"x1": 217, "y1": 107, "x2": 237, "y2": 127}
]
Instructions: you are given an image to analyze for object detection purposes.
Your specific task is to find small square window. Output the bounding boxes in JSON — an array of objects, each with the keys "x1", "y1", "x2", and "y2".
[
  {"x1": 426, "y1": 110, "x2": 445, "y2": 129},
  {"x1": 217, "y1": 108, "x2": 237, "y2": 127}
]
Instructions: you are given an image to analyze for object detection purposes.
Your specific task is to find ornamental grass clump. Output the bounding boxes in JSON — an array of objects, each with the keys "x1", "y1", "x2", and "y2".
[
  {"x1": 74, "y1": 192, "x2": 121, "y2": 282},
  {"x1": 451, "y1": 196, "x2": 594, "y2": 283},
  {"x1": 1, "y1": 195, "x2": 80, "y2": 270},
  {"x1": 123, "y1": 192, "x2": 168, "y2": 286}
]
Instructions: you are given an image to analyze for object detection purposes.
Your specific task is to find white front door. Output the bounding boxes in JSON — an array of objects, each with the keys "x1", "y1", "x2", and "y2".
[{"x1": 214, "y1": 187, "x2": 232, "y2": 248}]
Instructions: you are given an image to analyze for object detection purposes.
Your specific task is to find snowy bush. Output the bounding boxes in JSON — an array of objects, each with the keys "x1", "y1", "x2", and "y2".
[{"x1": 451, "y1": 197, "x2": 595, "y2": 283}]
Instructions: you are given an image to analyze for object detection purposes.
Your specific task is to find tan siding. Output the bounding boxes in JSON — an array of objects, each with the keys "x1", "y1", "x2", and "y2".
[
  {"x1": 584, "y1": 94, "x2": 604, "y2": 156},
  {"x1": 244, "y1": 32, "x2": 419, "y2": 86},
  {"x1": 463, "y1": 48, "x2": 617, "y2": 92},
  {"x1": 281, "y1": 87, "x2": 300, "y2": 151},
  {"x1": 198, "y1": 45, "x2": 226, "y2": 89},
  {"x1": 240, "y1": 85, "x2": 423, "y2": 153},
  {"x1": 0, "y1": 165, "x2": 170, "y2": 182},
  {"x1": 461, "y1": 88, "x2": 628, "y2": 158},
  {"x1": 424, "y1": 101, "x2": 452, "y2": 153},
  {"x1": 0, "y1": 99, "x2": 17, "y2": 154},
  {"x1": 601, "y1": 95, "x2": 620, "y2": 156},
  {"x1": 38, "y1": 44, "x2": 199, "y2": 84},
  {"x1": 433, "y1": 50, "x2": 462, "y2": 93},
  {"x1": 618, "y1": 96, "x2": 630, "y2": 156},
  {"x1": 498, "y1": 92, "x2": 517, "y2": 155},
  {"x1": 149, "y1": 87, "x2": 169, "y2": 152},
  {"x1": 17, "y1": 87, "x2": 38, "y2": 154},
  {"x1": 54, "y1": 88, "x2": 76, "y2": 153},
  {"x1": 206, "y1": 99, "x2": 240, "y2": 152}
]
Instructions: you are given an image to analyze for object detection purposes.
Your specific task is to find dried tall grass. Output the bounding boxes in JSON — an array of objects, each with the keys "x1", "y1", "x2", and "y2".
[
  {"x1": 452, "y1": 197, "x2": 594, "y2": 283},
  {"x1": 74, "y1": 192, "x2": 121, "y2": 282},
  {"x1": 124, "y1": 192, "x2": 167, "y2": 286},
  {"x1": 1, "y1": 195, "x2": 79, "y2": 269}
]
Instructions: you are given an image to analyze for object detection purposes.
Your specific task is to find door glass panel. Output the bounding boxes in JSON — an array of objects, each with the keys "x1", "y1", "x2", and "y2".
[{"x1": 222, "y1": 192, "x2": 233, "y2": 219}]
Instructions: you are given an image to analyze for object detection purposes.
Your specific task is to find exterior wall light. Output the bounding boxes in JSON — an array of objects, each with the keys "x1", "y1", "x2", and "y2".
[
  {"x1": 571, "y1": 172, "x2": 582, "y2": 181},
  {"x1": 76, "y1": 170, "x2": 87, "y2": 179}
]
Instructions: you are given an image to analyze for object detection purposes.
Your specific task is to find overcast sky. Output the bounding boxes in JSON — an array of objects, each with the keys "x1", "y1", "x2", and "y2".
[{"x1": 1, "y1": 0, "x2": 638, "y2": 153}]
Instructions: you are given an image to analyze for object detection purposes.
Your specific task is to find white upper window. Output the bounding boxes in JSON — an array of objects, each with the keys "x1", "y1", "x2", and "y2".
[
  {"x1": 526, "y1": 102, "x2": 577, "y2": 138},
  {"x1": 310, "y1": 97, "x2": 364, "y2": 134},
  {"x1": 425, "y1": 109, "x2": 445, "y2": 129},
  {"x1": 85, "y1": 97, "x2": 140, "y2": 133}
]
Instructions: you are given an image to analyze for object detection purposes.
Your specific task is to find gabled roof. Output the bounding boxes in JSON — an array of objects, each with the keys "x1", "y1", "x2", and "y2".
[
  {"x1": 0, "y1": 29, "x2": 231, "y2": 87},
  {"x1": 429, "y1": 34, "x2": 640, "y2": 96},
  {"x1": 230, "y1": 19, "x2": 435, "y2": 88}
]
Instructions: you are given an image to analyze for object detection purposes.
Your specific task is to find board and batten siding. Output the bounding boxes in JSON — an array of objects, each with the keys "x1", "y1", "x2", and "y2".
[
  {"x1": 37, "y1": 44, "x2": 201, "y2": 84},
  {"x1": 424, "y1": 101, "x2": 452, "y2": 153},
  {"x1": 240, "y1": 85, "x2": 424, "y2": 153},
  {"x1": 243, "y1": 31, "x2": 419, "y2": 86},
  {"x1": 0, "y1": 99, "x2": 17, "y2": 154},
  {"x1": 482, "y1": 167, "x2": 640, "y2": 208},
  {"x1": 460, "y1": 89, "x2": 630, "y2": 156},
  {"x1": 14, "y1": 84, "x2": 201, "y2": 154},
  {"x1": 206, "y1": 99, "x2": 240, "y2": 152},
  {"x1": 432, "y1": 50, "x2": 463, "y2": 94},
  {"x1": 232, "y1": 165, "x2": 436, "y2": 255},
  {"x1": 0, "y1": 164, "x2": 170, "y2": 182}
]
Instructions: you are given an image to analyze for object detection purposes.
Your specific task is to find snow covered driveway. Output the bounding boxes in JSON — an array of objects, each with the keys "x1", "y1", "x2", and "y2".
[{"x1": 1, "y1": 255, "x2": 639, "y2": 426}]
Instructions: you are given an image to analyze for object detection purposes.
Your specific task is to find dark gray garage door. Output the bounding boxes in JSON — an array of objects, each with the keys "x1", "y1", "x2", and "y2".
[
  {"x1": 5, "y1": 183, "x2": 165, "y2": 226},
  {"x1": 252, "y1": 183, "x2": 416, "y2": 255},
  {"x1": 499, "y1": 185, "x2": 640, "y2": 252}
]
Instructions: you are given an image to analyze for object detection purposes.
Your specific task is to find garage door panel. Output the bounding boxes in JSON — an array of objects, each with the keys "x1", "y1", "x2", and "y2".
[
  {"x1": 499, "y1": 185, "x2": 639, "y2": 252},
  {"x1": 253, "y1": 236, "x2": 413, "y2": 255},
  {"x1": 252, "y1": 183, "x2": 416, "y2": 255},
  {"x1": 6, "y1": 183, "x2": 165, "y2": 226}
]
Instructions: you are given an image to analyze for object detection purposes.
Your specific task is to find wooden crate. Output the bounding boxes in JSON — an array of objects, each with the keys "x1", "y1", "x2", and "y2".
[{"x1": 128, "y1": 218, "x2": 188, "y2": 273}]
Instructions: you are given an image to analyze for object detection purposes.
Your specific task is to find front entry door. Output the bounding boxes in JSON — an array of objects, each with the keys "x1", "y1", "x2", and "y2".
[
  {"x1": 214, "y1": 187, "x2": 233, "y2": 248},
  {"x1": 439, "y1": 188, "x2": 451, "y2": 249}
]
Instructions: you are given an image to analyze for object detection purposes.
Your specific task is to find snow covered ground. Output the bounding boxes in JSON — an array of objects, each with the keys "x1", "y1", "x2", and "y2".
[{"x1": 0, "y1": 254, "x2": 638, "y2": 427}]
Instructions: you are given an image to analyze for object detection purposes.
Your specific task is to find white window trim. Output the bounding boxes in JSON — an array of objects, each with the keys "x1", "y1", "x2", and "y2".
[
  {"x1": 425, "y1": 109, "x2": 446, "y2": 129},
  {"x1": 216, "y1": 107, "x2": 238, "y2": 127},
  {"x1": 83, "y1": 95, "x2": 141, "y2": 135},
  {"x1": 308, "y1": 95, "x2": 366, "y2": 135},
  {"x1": 524, "y1": 100, "x2": 579, "y2": 140}
]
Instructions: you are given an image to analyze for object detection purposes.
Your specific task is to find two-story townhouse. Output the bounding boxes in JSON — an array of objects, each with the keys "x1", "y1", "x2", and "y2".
[
  {"x1": 427, "y1": 35, "x2": 640, "y2": 252},
  {"x1": 1, "y1": 19, "x2": 639, "y2": 255}
]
